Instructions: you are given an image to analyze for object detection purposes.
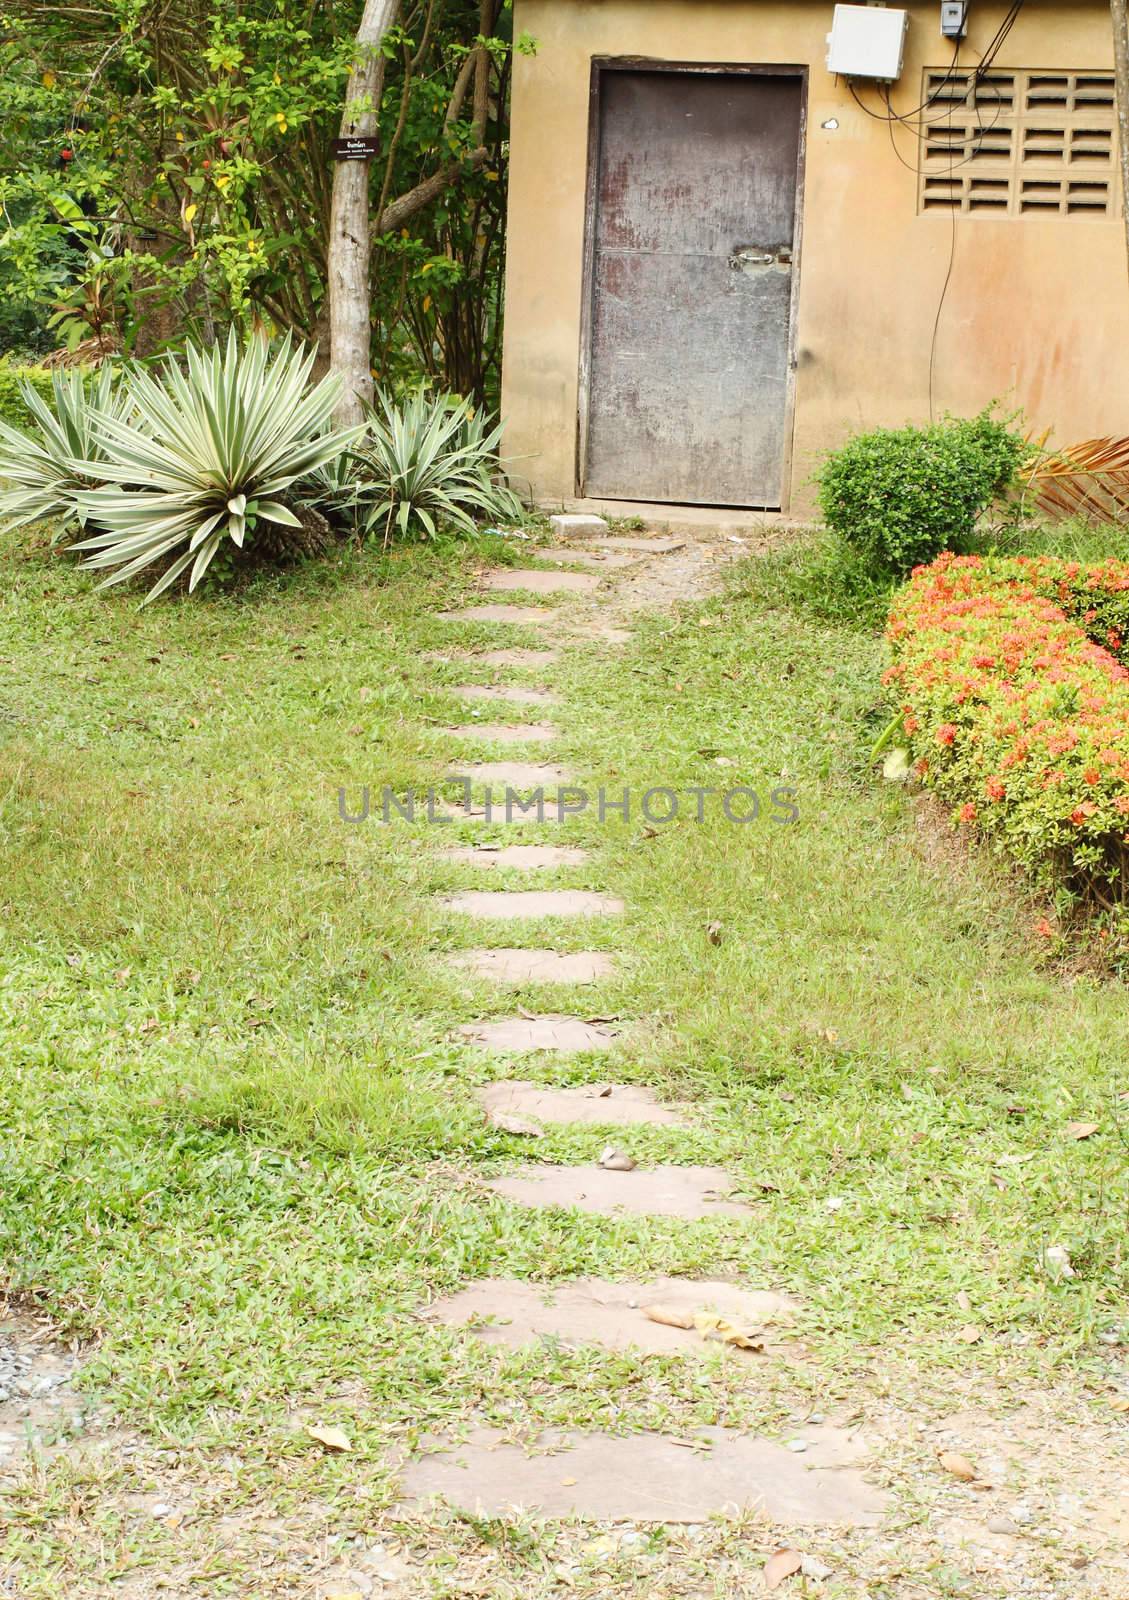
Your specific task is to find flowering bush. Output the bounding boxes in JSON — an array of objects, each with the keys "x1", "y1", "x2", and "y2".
[{"x1": 886, "y1": 552, "x2": 1129, "y2": 902}]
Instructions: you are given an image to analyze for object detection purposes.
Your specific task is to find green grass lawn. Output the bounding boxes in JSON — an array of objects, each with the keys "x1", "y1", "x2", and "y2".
[{"x1": 0, "y1": 524, "x2": 1125, "y2": 1595}]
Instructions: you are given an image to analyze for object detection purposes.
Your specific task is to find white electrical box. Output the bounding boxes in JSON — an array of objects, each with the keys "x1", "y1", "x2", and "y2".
[{"x1": 826, "y1": 4, "x2": 909, "y2": 80}]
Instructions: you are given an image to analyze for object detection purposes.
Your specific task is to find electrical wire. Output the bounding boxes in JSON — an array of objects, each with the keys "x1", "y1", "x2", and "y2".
[
  {"x1": 847, "y1": 0, "x2": 1027, "y2": 416},
  {"x1": 928, "y1": 149, "x2": 958, "y2": 421}
]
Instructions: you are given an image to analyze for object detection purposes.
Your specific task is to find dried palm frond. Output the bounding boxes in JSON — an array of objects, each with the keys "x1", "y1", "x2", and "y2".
[
  {"x1": 1019, "y1": 436, "x2": 1129, "y2": 523},
  {"x1": 41, "y1": 334, "x2": 119, "y2": 369}
]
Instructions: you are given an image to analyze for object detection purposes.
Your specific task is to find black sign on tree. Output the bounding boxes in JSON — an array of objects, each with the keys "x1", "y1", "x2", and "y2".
[{"x1": 332, "y1": 135, "x2": 381, "y2": 162}]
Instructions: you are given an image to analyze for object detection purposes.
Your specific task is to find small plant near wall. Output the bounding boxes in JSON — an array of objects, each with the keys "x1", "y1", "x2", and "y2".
[{"x1": 818, "y1": 410, "x2": 1032, "y2": 576}]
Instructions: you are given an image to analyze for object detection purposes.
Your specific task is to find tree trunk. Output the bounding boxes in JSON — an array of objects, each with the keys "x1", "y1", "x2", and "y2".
[
  {"x1": 328, "y1": 0, "x2": 400, "y2": 426},
  {"x1": 1113, "y1": 0, "x2": 1129, "y2": 284}
]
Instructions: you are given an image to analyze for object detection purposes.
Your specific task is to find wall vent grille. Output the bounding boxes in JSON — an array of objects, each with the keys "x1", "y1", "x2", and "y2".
[{"x1": 917, "y1": 69, "x2": 1118, "y2": 217}]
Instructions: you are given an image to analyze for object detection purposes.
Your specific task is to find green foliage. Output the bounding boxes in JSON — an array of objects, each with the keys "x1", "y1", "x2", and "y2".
[
  {"x1": 354, "y1": 388, "x2": 521, "y2": 542},
  {"x1": 0, "y1": 361, "x2": 57, "y2": 430},
  {"x1": 69, "y1": 333, "x2": 359, "y2": 602},
  {"x1": 0, "y1": 364, "x2": 129, "y2": 533},
  {"x1": 0, "y1": 0, "x2": 517, "y2": 396},
  {"x1": 818, "y1": 410, "x2": 1031, "y2": 576}
]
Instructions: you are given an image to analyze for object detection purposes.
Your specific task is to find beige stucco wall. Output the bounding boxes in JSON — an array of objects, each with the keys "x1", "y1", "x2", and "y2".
[{"x1": 500, "y1": 0, "x2": 1129, "y2": 514}]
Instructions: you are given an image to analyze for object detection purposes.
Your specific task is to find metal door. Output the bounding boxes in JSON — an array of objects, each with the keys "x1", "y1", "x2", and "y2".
[{"x1": 581, "y1": 67, "x2": 804, "y2": 508}]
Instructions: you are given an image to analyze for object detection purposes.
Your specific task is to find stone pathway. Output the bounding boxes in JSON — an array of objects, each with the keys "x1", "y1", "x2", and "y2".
[
  {"x1": 422, "y1": 520, "x2": 891, "y2": 1535},
  {"x1": 8, "y1": 521, "x2": 1127, "y2": 1600}
]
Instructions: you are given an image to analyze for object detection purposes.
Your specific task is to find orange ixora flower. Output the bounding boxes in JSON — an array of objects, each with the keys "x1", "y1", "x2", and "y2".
[
  {"x1": 1034, "y1": 916, "x2": 1055, "y2": 938},
  {"x1": 887, "y1": 551, "x2": 1129, "y2": 894}
]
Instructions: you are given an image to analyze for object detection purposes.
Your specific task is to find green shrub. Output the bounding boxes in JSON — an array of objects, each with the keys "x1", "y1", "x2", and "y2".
[
  {"x1": 0, "y1": 360, "x2": 58, "y2": 432},
  {"x1": 818, "y1": 410, "x2": 1030, "y2": 576}
]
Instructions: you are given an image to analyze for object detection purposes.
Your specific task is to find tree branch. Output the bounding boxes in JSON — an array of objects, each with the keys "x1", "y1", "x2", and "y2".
[{"x1": 375, "y1": 145, "x2": 489, "y2": 235}]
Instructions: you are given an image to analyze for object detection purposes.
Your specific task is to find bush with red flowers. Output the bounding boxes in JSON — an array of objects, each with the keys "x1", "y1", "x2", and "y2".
[{"x1": 886, "y1": 552, "x2": 1129, "y2": 903}]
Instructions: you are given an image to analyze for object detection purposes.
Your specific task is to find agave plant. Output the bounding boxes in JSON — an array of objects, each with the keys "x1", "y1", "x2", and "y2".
[
  {"x1": 70, "y1": 331, "x2": 360, "y2": 603},
  {"x1": 355, "y1": 389, "x2": 522, "y2": 543},
  {"x1": 0, "y1": 364, "x2": 130, "y2": 535}
]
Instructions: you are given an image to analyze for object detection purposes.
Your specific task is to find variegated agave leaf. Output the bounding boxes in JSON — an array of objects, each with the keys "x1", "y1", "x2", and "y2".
[
  {"x1": 0, "y1": 364, "x2": 131, "y2": 536},
  {"x1": 69, "y1": 330, "x2": 360, "y2": 603},
  {"x1": 355, "y1": 388, "x2": 523, "y2": 544},
  {"x1": 1020, "y1": 436, "x2": 1129, "y2": 523}
]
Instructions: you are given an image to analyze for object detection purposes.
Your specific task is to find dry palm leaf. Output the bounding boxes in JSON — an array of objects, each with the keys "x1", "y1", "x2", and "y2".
[{"x1": 1020, "y1": 435, "x2": 1129, "y2": 523}]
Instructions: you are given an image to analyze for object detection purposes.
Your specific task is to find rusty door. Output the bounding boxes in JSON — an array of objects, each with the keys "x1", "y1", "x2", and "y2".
[{"x1": 581, "y1": 68, "x2": 804, "y2": 508}]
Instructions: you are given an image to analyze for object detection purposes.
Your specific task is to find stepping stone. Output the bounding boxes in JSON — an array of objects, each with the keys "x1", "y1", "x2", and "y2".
[
  {"x1": 398, "y1": 1424, "x2": 886, "y2": 1525},
  {"x1": 487, "y1": 1164, "x2": 751, "y2": 1218},
  {"x1": 439, "y1": 605, "x2": 555, "y2": 627},
  {"x1": 477, "y1": 1080, "x2": 680, "y2": 1124},
  {"x1": 531, "y1": 547, "x2": 635, "y2": 570},
  {"x1": 549, "y1": 512, "x2": 609, "y2": 539},
  {"x1": 454, "y1": 951, "x2": 615, "y2": 984},
  {"x1": 427, "y1": 1276, "x2": 795, "y2": 1355},
  {"x1": 440, "y1": 845, "x2": 587, "y2": 869},
  {"x1": 452, "y1": 685, "x2": 560, "y2": 706},
  {"x1": 483, "y1": 569, "x2": 600, "y2": 595},
  {"x1": 459, "y1": 1017, "x2": 617, "y2": 1053},
  {"x1": 446, "y1": 722, "x2": 558, "y2": 744},
  {"x1": 562, "y1": 622, "x2": 632, "y2": 645},
  {"x1": 448, "y1": 762, "x2": 572, "y2": 791},
  {"x1": 476, "y1": 649, "x2": 560, "y2": 669},
  {"x1": 582, "y1": 536, "x2": 685, "y2": 553},
  {"x1": 433, "y1": 800, "x2": 561, "y2": 825},
  {"x1": 442, "y1": 890, "x2": 623, "y2": 919},
  {"x1": 425, "y1": 649, "x2": 561, "y2": 670}
]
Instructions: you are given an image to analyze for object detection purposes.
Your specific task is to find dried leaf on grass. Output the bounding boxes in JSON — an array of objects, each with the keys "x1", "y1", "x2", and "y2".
[
  {"x1": 640, "y1": 1305, "x2": 765, "y2": 1350},
  {"x1": 1064, "y1": 1121, "x2": 1100, "y2": 1141},
  {"x1": 693, "y1": 1312, "x2": 765, "y2": 1351},
  {"x1": 939, "y1": 1450, "x2": 977, "y2": 1481},
  {"x1": 643, "y1": 1304, "x2": 696, "y2": 1331},
  {"x1": 764, "y1": 1547, "x2": 803, "y2": 1589},
  {"x1": 306, "y1": 1424, "x2": 351, "y2": 1453}
]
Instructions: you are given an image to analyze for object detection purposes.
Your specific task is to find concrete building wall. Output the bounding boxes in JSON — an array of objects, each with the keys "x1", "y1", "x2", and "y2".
[{"x1": 500, "y1": 0, "x2": 1129, "y2": 514}]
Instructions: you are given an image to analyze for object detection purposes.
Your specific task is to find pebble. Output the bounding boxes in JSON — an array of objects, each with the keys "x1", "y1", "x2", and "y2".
[
  {"x1": 987, "y1": 1516, "x2": 1019, "y2": 1535},
  {"x1": 786, "y1": 1438, "x2": 808, "y2": 1452}
]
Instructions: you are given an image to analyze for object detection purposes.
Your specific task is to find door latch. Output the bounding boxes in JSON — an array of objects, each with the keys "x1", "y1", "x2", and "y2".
[{"x1": 728, "y1": 245, "x2": 793, "y2": 272}]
